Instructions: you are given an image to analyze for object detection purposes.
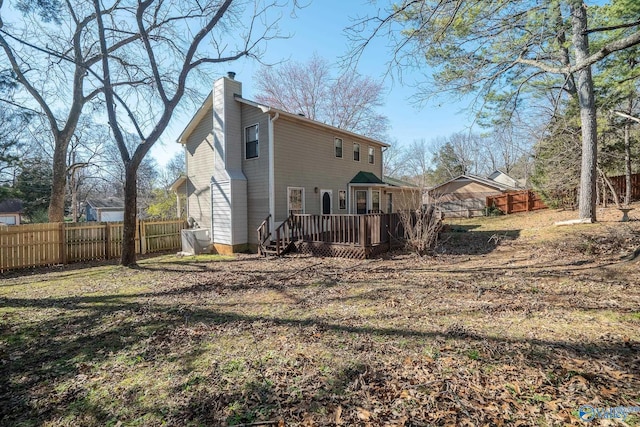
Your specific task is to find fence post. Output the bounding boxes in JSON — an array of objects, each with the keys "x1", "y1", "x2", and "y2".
[
  {"x1": 59, "y1": 223, "x2": 67, "y2": 265},
  {"x1": 140, "y1": 220, "x2": 147, "y2": 255},
  {"x1": 105, "y1": 222, "x2": 111, "y2": 259}
]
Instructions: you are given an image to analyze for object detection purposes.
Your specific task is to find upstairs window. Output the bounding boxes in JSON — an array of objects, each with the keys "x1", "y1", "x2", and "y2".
[
  {"x1": 353, "y1": 143, "x2": 360, "y2": 161},
  {"x1": 335, "y1": 138, "x2": 343, "y2": 158},
  {"x1": 245, "y1": 124, "x2": 258, "y2": 159},
  {"x1": 368, "y1": 146, "x2": 375, "y2": 164}
]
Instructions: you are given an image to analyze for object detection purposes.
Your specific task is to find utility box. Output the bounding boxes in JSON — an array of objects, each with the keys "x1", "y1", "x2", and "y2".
[{"x1": 180, "y1": 229, "x2": 211, "y2": 255}]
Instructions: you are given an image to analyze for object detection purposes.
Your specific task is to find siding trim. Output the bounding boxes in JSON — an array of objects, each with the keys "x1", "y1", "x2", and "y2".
[{"x1": 269, "y1": 113, "x2": 279, "y2": 231}]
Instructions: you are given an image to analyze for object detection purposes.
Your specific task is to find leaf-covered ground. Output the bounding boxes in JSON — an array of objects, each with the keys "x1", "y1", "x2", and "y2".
[{"x1": 1, "y1": 207, "x2": 639, "y2": 426}]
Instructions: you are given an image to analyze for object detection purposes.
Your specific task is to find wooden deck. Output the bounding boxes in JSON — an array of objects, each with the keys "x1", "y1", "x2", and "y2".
[{"x1": 259, "y1": 213, "x2": 405, "y2": 259}]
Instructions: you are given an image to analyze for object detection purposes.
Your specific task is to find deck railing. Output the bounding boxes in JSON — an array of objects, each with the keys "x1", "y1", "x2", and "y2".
[
  {"x1": 257, "y1": 214, "x2": 271, "y2": 256},
  {"x1": 267, "y1": 213, "x2": 404, "y2": 254}
]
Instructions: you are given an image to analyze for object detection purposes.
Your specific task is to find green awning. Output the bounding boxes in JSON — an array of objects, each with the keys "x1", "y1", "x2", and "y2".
[{"x1": 349, "y1": 171, "x2": 385, "y2": 185}]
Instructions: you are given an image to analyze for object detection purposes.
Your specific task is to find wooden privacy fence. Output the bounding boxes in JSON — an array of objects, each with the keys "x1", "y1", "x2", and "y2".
[
  {"x1": 609, "y1": 173, "x2": 640, "y2": 202},
  {"x1": 0, "y1": 219, "x2": 187, "y2": 272},
  {"x1": 486, "y1": 190, "x2": 548, "y2": 214}
]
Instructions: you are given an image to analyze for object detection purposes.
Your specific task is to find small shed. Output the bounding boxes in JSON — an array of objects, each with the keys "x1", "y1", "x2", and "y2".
[
  {"x1": 85, "y1": 198, "x2": 125, "y2": 222},
  {"x1": 428, "y1": 174, "x2": 519, "y2": 217},
  {"x1": 0, "y1": 198, "x2": 23, "y2": 225}
]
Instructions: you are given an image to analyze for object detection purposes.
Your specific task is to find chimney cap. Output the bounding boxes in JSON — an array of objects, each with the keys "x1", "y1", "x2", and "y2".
[{"x1": 227, "y1": 71, "x2": 236, "y2": 80}]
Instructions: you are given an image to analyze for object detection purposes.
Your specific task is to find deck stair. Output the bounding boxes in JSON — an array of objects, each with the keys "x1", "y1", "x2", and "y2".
[
  {"x1": 257, "y1": 214, "x2": 300, "y2": 257},
  {"x1": 260, "y1": 239, "x2": 294, "y2": 256}
]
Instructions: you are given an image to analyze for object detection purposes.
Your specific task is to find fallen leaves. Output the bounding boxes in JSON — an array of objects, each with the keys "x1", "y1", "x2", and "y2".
[{"x1": 2, "y1": 209, "x2": 640, "y2": 426}]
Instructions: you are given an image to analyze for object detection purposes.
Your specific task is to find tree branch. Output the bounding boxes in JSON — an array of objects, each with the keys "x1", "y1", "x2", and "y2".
[
  {"x1": 0, "y1": 33, "x2": 60, "y2": 136},
  {"x1": 585, "y1": 19, "x2": 640, "y2": 34},
  {"x1": 612, "y1": 110, "x2": 640, "y2": 124}
]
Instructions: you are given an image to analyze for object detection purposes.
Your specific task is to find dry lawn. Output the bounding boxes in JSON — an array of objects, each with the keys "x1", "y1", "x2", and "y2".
[{"x1": 1, "y1": 206, "x2": 640, "y2": 426}]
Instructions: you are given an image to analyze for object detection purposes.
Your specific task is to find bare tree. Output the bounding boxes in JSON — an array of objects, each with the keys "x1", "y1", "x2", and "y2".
[
  {"x1": 254, "y1": 54, "x2": 390, "y2": 140},
  {"x1": 92, "y1": 0, "x2": 295, "y2": 265},
  {"x1": 0, "y1": 1, "x2": 139, "y2": 222}
]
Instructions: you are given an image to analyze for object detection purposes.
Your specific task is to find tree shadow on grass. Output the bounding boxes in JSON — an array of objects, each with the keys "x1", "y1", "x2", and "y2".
[{"x1": 1, "y1": 257, "x2": 638, "y2": 425}]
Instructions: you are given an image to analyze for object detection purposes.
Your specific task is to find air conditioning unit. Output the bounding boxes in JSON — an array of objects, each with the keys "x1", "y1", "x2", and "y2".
[{"x1": 180, "y1": 229, "x2": 211, "y2": 255}]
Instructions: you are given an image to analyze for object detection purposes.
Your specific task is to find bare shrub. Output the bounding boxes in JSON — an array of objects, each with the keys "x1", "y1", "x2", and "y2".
[{"x1": 398, "y1": 205, "x2": 443, "y2": 256}]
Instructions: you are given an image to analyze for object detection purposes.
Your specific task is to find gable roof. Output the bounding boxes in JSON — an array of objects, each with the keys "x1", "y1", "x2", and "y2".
[
  {"x1": 86, "y1": 198, "x2": 124, "y2": 210},
  {"x1": 236, "y1": 97, "x2": 389, "y2": 148},
  {"x1": 431, "y1": 174, "x2": 519, "y2": 193},
  {"x1": 383, "y1": 175, "x2": 418, "y2": 188},
  {"x1": 0, "y1": 198, "x2": 23, "y2": 213},
  {"x1": 176, "y1": 92, "x2": 213, "y2": 144},
  {"x1": 350, "y1": 171, "x2": 385, "y2": 185},
  {"x1": 169, "y1": 174, "x2": 187, "y2": 192},
  {"x1": 176, "y1": 89, "x2": 389, "y2": 148}
]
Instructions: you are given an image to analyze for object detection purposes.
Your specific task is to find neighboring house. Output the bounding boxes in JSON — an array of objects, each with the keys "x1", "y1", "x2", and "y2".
[
  {"x1": 0, "y1": 199, "x2": 23, "y2": 225},
  {"x1": 85, "y1": 198, "x2": 125, "y2": 222},
  {"x1": 178, "y1": 73, "x2": 419, "y2": 254},
  {"x1": 428, "y1": 173, "x2": 520, "y2": 217},
  {"x1": 487, "y1": 170, "x2": 525, "y2": 189}
]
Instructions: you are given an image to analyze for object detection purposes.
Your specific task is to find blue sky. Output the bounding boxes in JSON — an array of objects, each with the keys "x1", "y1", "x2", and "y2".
[{"x1": 151, "y1": 0, "x2": 475, "y2": 166}]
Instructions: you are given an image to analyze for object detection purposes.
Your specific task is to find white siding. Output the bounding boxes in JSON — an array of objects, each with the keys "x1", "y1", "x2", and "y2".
[
  {"x1": 211, "y1": 77, "x2": 248, "y2": 246},
  {"x1": 185, "y1": 107, "x2": 214, "y2": 230},
  {"x1": 100, "y1": 211, "x2": 124, "y2": 222},
  {"x1": 211, "y1": 179, "x2": 232, "y2": 244},
  {"x1": 0, "y1": 215, "x2": 17, "y2": 225}
]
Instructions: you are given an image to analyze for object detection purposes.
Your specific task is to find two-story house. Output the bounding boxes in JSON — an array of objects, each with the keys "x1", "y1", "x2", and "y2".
[{"x1": 178, "y1": 73, "x2": 417, "y2": 254}]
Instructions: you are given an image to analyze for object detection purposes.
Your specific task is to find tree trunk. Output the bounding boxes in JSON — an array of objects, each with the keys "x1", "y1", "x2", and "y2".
[
  {"x1": 121, "y1": 163, "x2": 138, "y2": 266},
  {"x1": 571, "y1": 1, "x2": 597, "y2": 222},
  {"x1": 48, "y1": 137, "x2": 70, "y2": 222},
  {"x1": 624, "y1": 99, "x2": 632, "y2": 205}
]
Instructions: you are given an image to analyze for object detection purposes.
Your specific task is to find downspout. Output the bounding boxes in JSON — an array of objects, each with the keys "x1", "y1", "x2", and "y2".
[
  {"x1": 268, "y1": 111, "x2": 279, "y2": 232},
  {"x1": 183, "y1": 145, "x2": 189, "y2": 220},
  {"x1": 210, "y1": 87, "x2": 216, "y2": 241}
]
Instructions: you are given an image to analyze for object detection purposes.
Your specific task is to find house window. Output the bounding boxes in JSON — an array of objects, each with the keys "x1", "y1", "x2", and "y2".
[
  {"x1": 356, "y1": 190, "x2": 367, "y2": 214},
  {"x1": 368, "y1": 147, "x2": 374, "y2": 164},
  {"x1": 339, "y1": 190, "x2": 346, "y2": 210},
  {"x1": 353, "y1": 143, "x2": 360, "y2": 161},
  {"x1": 245, "y1": 124, "x2": 258, "y2": 159},
  {"x1": 288, "y1": 187, "x2": 304, "y2": 215},
  {"x1": 372, "y1": 191, "x2": 380, "y2": 213},
  {"x1": 335, "y1": 138, "x2": 343, "y2": 158},
  {"x1": 387, "y1": 193, "x2": 393, "y2": 213}
]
